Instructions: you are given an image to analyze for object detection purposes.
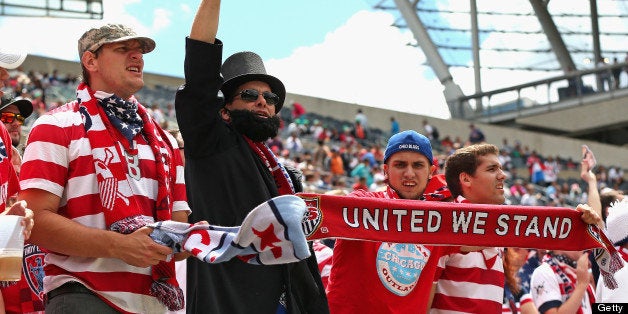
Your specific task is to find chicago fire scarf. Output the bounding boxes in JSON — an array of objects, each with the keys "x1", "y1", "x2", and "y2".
[
  {"x1": 149, "y1": 195, "x2": 310, "y2": 265},
  {"x1": 297, "y1": 193, "x2": 624, "y2": 289},
  {"x1": 77, "y1": 83, "x2": 183, "y2": 311}
]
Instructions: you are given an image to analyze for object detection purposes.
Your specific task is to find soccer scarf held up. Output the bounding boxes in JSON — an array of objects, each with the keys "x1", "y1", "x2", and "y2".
[
  {"x1": 150, "y1": 195, "x2": 311, "y2": 266},
  {"x1": 297, "y1": 193, "x2": 623, "y2": 289}
]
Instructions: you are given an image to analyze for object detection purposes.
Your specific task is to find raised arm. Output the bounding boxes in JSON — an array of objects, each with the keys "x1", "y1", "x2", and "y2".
[
  {"x1": 190, "y1": 0, "x2": 221, "y2": 43},
  {"x1": 580, "y1": 159, "x2": 602, "y2": 223}
]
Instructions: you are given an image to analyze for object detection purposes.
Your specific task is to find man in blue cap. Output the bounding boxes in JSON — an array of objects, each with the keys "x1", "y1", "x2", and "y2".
[{"x1": 326, "y1": 130, "x2": 456, "y2": 313}]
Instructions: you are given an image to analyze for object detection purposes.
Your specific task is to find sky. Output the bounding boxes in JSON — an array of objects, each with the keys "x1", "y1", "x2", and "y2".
[{"x1": 1, "y1": 0, "x2": 627, "y2": 120}]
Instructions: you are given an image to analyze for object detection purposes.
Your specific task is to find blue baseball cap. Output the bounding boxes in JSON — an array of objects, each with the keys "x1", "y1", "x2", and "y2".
[{"x1": 383, "y1": 130, "x2": 433, "y2": 164}]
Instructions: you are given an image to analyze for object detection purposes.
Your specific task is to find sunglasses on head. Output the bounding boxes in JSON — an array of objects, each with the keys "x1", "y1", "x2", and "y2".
[
  {"x1": 0, "y1": 112, "x2": 25, "y2": 125},
  {"x1": 234, "y1": 89, "x2": 280, "y2": 106}
]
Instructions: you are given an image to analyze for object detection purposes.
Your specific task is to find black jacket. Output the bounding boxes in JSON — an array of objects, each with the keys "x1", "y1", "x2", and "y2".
[{"x1": 175, "y1": 37, "x2": 328, "y2": 314}]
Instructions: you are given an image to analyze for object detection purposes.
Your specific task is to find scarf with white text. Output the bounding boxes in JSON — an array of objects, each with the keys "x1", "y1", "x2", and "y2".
[{"x1": 297, "y1": 193, "x2": 623, "y2": 289}]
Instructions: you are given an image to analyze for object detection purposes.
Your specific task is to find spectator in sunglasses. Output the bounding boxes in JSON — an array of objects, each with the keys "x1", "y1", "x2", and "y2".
[
  {"x1": 174, "y1": 0, "x2": 328, "y2": 313},
  {"x1": 0, "y1": 95, "x2": 32, "y2": 147},
  {"x1": 0, "y1": 48, "x2": 36, "y2": 314}
]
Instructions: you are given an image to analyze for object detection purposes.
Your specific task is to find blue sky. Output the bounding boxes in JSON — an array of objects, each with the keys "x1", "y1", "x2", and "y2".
[
  {"x1": 0, "y1": 0, "x2": 455, "y2": 119},
  {"x1": 124, "y1": 1, "x2": 376, "y2": 77},
  {"x1": 2, "y1": 0, "x2": 627, "y2": 120}
]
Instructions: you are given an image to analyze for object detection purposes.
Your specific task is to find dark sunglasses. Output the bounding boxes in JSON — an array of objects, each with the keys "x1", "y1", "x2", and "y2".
[
  {"x1": 0, "y1": 112, "x2": 25, "y2": 125},
  {"x1": 234, "y1": 89, "x2": 280, "y2": 106}
]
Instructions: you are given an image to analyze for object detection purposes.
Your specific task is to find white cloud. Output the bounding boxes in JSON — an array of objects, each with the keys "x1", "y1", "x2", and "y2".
[
  {"x1": 0, "y1": 0, "x2": 147, "y2": 62},
  {"x1": 267, "y1": 10, "x2": 452, "y2": 119},
  {"x1": 180, "y1": 4, "x2": 192, "y2": 14},
  {"x1": 152, "y1": 8, "x2": 172, "y2": 32},
  {"x1": 4, "y1": 0, "x2": 625, "y2": 121}
]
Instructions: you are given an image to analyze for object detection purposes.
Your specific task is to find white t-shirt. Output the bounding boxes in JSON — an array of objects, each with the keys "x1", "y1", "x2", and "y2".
[{"x1": 531, "y1": 263, "x2": 592, "y2": 314}]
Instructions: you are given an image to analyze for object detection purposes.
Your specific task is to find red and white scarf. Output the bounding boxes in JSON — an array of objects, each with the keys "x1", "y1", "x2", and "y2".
[
  {"x1": 243, "y1": 136, "x2": 294, "y2": 195},
  {"x1": 297, "y1": 193, "x2": 624, "y2": 289},
  {"x1": 77, "y1": 83, "x2": 183, "y2": 311}
]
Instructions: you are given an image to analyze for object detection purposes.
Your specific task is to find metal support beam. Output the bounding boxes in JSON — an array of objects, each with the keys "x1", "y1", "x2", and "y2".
[
  {"x1": 393, "y1": 0, "x2": 472, "y2": 119},
  {"x1": 529, "y1": 0, "x2": 576, "y2": 73},
  {"x1": 470, "y1": 0, "x2": 482, "y2": 113},
  {"x1": 590, "y1": 0, "x2": 603, "y2": 90}
]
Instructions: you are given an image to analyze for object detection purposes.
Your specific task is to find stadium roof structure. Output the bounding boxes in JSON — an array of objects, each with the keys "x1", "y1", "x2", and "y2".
[
  {"x1": 370, "y1": 0, "x2": 628, "y2": 120},
  {"x1": 0, "y1": 0, "x2": 103, "y2": 20}
]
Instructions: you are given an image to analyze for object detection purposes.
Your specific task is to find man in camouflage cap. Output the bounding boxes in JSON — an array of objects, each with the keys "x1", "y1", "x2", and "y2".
[
  {"x1": 78, "y1": 24, "x2": 155, "y2": 57},
  {"x1": 77, "y1": 24, "x2": 155, "y2": 87},
  {"x1": 19, "y1": 23, "x2": 191, "y2": 313}
]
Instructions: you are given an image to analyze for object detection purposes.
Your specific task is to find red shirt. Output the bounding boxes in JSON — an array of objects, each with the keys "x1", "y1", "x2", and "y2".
[
  {"x1": 326, "y1": 187, "x2": 457, "y2": 313},
  {"x1": 1, "y1": 244, "x2": 46, "y2": 314}
]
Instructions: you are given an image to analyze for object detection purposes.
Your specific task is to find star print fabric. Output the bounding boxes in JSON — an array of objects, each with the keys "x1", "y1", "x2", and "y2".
[
  {"x1": 149, "y1": 195, "x2": 311, "y2": 265},
  {"x1": 99, "y1": 94, "x2": 144, "y2": 144}
]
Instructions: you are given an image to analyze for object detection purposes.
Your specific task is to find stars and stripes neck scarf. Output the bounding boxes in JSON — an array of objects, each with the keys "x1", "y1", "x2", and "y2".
[
  {"x1": 98, "y1": 92, "x2": 143, "y2": 146},
  {"x1": 76, "y1": 83, "x2": 183, "y2": 311}
]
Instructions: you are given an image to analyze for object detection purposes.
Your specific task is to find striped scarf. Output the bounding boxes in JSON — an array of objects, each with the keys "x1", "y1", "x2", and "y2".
[
  {"x1": 544, "y1": 253, "x2": 595, "y2": 314},
  {"x1": 243, "y1": 136, "x2": 295, "y2": 195},
  {"x1": 77, "y1": 83, "x2": 183, "y2": 311}
]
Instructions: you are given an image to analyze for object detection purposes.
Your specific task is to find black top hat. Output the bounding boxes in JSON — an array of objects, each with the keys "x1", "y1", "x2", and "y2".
[
  {"x1": 220, "y1": 51, "x2": 286, "y2": 113},
  {"x1": 0, "y1": 95, "x2": 33, "y2": 118}
]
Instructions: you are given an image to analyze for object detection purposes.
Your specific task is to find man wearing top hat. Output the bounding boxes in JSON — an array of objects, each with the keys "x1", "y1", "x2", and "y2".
[{"x1": 175, "y1": 1, "x2": 328, "y2": 313}]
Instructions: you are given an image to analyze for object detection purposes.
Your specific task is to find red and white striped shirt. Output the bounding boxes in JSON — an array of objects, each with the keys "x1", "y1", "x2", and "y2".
[
  {"x1": 312, "y1": 240, "x2": 333, "y2": 291},
  {"x1": 20, "y1": 99, "x2": 190, "y2": 314},
  {"x1": 431, "y1": 196, "x2": 505, "y2": 313}
]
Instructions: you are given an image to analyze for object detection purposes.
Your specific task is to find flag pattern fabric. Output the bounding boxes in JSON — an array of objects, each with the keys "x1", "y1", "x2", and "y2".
[{"x1": 150, "y1": 195, "x2": 311, "y2": 265}]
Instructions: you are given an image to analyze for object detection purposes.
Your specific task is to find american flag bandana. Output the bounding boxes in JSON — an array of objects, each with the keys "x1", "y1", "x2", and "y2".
[
  {"x1": 99, "y1": 93, "x2": 143, "y2": 145},
  {"x1": 149, "y1": 195, "x2": 311, "y2": 265}
]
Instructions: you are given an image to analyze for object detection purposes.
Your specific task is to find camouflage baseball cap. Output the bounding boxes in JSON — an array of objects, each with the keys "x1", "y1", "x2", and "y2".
[{"x1": 78, "y1": 24, "x2": 155, "y2": 57}]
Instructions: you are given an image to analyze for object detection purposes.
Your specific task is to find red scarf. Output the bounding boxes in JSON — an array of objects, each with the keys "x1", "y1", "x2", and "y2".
[
  {"x1": 243, "y1": 136, "x2": 294, "y2": 195},
  {"x1": 77, "y1": 83, "x2": 183, "y2": 311},
  {"x1": 297, "y1": 193, "x2": 623, "y2": 288}
]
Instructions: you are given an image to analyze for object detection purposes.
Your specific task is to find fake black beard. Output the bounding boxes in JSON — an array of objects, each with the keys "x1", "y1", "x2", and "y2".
[{"x1": 228, "y1": 109, "x2": 281, "y2": 142}]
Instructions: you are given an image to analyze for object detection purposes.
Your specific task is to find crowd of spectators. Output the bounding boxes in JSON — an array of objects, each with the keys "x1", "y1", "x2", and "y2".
[{"x1": 2, "y1": 66, "x2": 625, "y2": 210}]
